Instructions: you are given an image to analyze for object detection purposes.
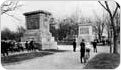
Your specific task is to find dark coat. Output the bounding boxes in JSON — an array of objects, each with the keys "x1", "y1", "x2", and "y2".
[
  {"x1": 93, "y1": 42, "x2": 97, "y2": 48},
  {"x1": 73, "y1": 41, "x2": 76, "y2": 47},
  {"x1": 80, "y1": 42, "x2": 85, "y2": 57}
]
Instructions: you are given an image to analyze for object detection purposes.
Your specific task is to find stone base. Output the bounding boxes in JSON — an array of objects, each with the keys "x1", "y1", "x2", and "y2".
[
  {"x1": 42, "y1": 41, "x2": 58, "y2": 50},
  {"x1": 41, "y1": 37, "x2": 58, "y2": 50},
  {"x1": 21, "y1": 30, "x2": 41, "y2": 42},
  {"x1": 21, "y1": 30, "x2": 58, "y2": 50}
]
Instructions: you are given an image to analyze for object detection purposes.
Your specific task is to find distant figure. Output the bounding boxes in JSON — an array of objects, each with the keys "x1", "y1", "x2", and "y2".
[
  {"x1": 16, "y1": 42, "x2": 21, "y2": 52},
  {"x1": 17, "y1": 42, "x2": 24, "y2": 52},
  {"x1": 80, "y1": 39, "x2": 86, "y2": 63},
  {"x1": 25, "y1": 41, "x2": 29, "y2": 51},
  {"x1": 29, "y1": 40, "x2": 35, "y2": 51},
  {"x1": 102, "y1": 40, "x2": 105, "y2": 45},
  {"x1": 73, "y1": 40, "x2": 76, "y2": 52},
  {"x1": 92, "y1": 40, "x2": 97, "y2": 53},
  {"x1": 1, "y1": 41, "x2": 9, "y2": 56},
  {"x1": 106, "y1": 39, "x2": 110, "y2": 45}
]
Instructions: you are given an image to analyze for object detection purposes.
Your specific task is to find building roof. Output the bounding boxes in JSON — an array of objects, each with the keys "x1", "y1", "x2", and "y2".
[{"x1": 24, "y1": 10, "x2": 51, "y2": 16}]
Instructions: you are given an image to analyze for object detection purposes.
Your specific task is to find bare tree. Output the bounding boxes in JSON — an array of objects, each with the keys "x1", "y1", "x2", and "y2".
[
  {"x1": 98, "y1": 1, "x2": 120, "y2": 53},
  {"x1": 93, "y1": 12, "x2": 106, "y2": 42},
  {"x1": 17, "y1": 26, "x2": 26, "y2": 35},
  {"x1": 1, "y1": 1, "x2": 23, "y2": 20},
  {"x1": 16, "y1": 26, "x2": 26, "y2": 41}
]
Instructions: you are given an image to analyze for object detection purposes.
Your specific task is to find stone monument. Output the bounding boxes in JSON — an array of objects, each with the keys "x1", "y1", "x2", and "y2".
[
  {"x1": 77, "y1": 23, "x2": 95, "y2": 45},
  {"x1": 21, "y1": 10, "x2": 57, "y2": 50}
]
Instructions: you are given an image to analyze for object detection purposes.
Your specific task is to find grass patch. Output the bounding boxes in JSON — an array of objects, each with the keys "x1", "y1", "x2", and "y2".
[
  {"x1": 84, "y1": 53, "x2": 120, "y2": 69},
  {"x1": 1, "y1": 51, "x2": 53, "y2": 65}
]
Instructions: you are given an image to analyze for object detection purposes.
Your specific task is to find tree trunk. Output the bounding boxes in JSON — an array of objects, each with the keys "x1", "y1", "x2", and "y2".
[
  {"x1": 113, "y1": 31, "x2": 118, "y2": 53},
  {"x1": 98, "y1": 33, "x2": 101, "y2": 42},
  {"x1": 111, "y1": 19, "x2": 119, "y2": 54},
  {"x1": 108, "y1": 29, "x2": 112, "y2": 53}
]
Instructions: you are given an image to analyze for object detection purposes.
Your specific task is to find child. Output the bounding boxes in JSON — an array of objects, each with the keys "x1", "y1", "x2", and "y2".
[
  {"x1": 84, "y1": 42, "x2": 92, "y2": 63},
  {"x1": 85, "y1": 48, "x2": 90, "y2": 61}
]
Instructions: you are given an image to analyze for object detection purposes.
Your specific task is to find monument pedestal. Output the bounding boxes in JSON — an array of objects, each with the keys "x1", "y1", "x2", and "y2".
[
  {"x1": 21, "y1": 10, "x2": 58, "y2": 50},
  {"x1": 41, "y1": 33, "x2": 58, "y2": 50},
  {"x1": 77, "y1": 23, "x2": 95, "y2": 45}
]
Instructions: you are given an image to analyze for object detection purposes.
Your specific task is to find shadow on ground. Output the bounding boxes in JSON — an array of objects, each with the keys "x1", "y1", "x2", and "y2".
[
  {"x1": 84, "y1": 53, "x2": 120, "y2": 69},
  {"x1": 1, "y1": 52, "x2": 53, "y2": 65},
  {"x1": 1, "y1": 49, "x2": 69, "y2": 66}
]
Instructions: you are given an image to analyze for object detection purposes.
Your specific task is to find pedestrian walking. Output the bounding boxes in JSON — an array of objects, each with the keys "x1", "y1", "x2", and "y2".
[
  {"x1": 92, "y1": 40, "x2": 97, "y2": 53},
  {"x1": 80, "y1": 39, "x2": 86, "y2": 63},
  {"x1": 73, "y1": 40, "x2": 76, "y2": 52}
]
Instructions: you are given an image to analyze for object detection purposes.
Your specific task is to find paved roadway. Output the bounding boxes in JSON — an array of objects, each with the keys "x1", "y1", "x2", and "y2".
[{"x1": 3, "y1": 45, "x2": 109, "y2": 69}]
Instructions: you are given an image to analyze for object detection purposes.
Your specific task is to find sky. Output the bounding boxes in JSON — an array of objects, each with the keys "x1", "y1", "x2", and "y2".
[{"x1": 1, "y1": 1, "x2": 116, "y2": 32}]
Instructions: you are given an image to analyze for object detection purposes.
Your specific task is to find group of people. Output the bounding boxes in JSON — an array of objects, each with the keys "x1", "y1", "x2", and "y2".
[
  {"x1": 1, "y1": 40, "x2": 36, "y2": 56},
  {"x1": 25, "y1": 40, "x2": 37, "y2": 51},
  {"x1": 73, "y1": 39, "x2": 97, "y2": 63},
  {"x1": 1, "y1": 40, "x2": 25, "y2": 56}
]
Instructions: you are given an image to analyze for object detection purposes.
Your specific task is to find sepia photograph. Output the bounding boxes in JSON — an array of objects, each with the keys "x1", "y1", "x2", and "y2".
[{"x1": 0, "y1": 0, "x2": 120, "y2": 69}]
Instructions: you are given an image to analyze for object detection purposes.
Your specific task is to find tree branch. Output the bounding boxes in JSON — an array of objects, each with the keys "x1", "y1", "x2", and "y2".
[
  {"x1": 113, "y1": 4, "x2": 119, "y2": 18},
  {"x1": 4, "y1": 12, "x2": 21, "y2": 21},
  {"x1": 2, "y1": 1, "x2": 12, "y2": 6},
  {"x1": 98, "y1": 1, "x2": 108, "y2": 11},
  {"x1": 116, "y1": 2, "x2": 120, "y2": 8},
  {"x1": 105, "y1": 1, "x2": 113, "y2": 18},
  {"x1": 1, "y1": 1, "x2": 23, "y2": 15}
]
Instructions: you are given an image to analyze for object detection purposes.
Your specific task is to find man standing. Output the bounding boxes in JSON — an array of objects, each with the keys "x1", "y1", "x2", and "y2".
[
  {"x1": 25, "y1": 41, "x2": 29, "y2": 51},
  {"x1": 80, "y1": 39, "x2": 86, "y2": 63},
  {"x1": 93, "y1": 40, "x2": 97, "y2": 53},
  {"x1": 29, "y1": 40, "x2": 35, "y2": 51},
  {"x1": 73, "y1": 40, "x2": 76, "y2": 52}
]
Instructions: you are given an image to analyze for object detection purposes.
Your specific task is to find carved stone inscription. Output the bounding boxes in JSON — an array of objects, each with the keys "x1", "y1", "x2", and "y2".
[
  {"x1": 26, "y1": 14, "x2": 40, "y2": 29},
  {"x1": 80, "y1": 27, "x2": 89, "y2": 34}
]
